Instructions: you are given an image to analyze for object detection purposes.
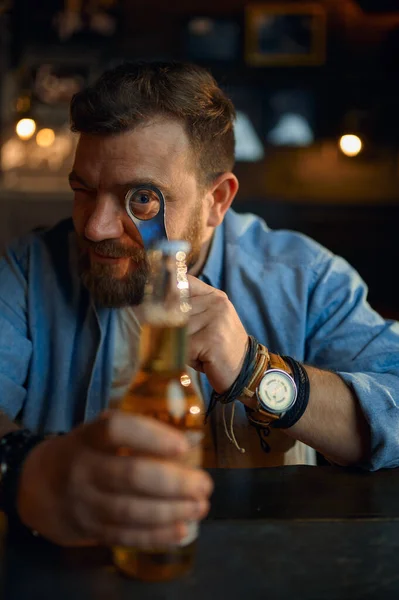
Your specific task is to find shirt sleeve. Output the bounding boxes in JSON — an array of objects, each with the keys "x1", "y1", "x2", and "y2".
[
  {"x1": 0, "y1": 242, "x2": 32, "y2": 420},
  {"x1": 305, "y1": 253, "x2": 399, "y2": 471}
]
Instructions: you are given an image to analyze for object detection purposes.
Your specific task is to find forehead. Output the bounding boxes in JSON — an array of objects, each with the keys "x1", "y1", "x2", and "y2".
[{"x1": 72, "y1": 119, "x2": 195, "y2": 189}]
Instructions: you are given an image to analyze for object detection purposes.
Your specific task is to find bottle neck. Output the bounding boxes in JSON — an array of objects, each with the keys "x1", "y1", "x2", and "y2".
[
  {"x1": 140, "y1": 243, "x2": 191, "y2": 374},
  {"x1": 143, "y1": 246, "x2": 191, "y2": 318}
]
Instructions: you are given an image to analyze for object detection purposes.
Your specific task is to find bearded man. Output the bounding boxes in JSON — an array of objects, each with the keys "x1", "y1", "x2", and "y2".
[{"x1": 0, "y1": 62, "x2": 398, "y2": 548}]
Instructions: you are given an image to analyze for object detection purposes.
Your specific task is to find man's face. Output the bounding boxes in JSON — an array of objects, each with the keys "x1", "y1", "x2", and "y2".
[{"x1": 70, "y1": 119, "x2": 207, "y2": 308}]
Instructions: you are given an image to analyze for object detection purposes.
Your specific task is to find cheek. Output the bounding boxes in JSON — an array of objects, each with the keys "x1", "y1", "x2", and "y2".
[
  {"x1": 72, "y1": 199, "x2": 90, "y2": 237},
  {"x1": 165, "y1": 204, "x2": 191, "y2": 239},
  {"x1": 123, "y1": 217, "x2": 146, "y2": 246}
]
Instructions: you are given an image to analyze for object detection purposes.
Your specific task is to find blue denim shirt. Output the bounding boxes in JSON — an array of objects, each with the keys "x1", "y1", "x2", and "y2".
[{"x1": 0, "y1": 210, "x2": 398, "y2": 470}]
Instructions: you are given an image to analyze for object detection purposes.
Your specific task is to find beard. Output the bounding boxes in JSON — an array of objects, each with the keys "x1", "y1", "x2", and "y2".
[
  {"x1": 77, "y1": 205, "x2": 204, "y2": 309},
  {"x1": 78, "y1": 240, "x2": 149, "y2": 308}
]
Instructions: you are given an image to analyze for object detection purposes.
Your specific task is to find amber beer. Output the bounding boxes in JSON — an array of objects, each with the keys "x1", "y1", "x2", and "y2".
[{"x1": 112, "y1": 241, "x2": 204, "y2": 582}]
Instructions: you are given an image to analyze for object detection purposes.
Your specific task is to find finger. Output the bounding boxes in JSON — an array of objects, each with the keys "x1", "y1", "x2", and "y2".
[
  {"x1": 73, "y1": 499, "x2": 190, "y2": 547},
  {"x1": 187, "y1": 310, "x2": 210, "y2": 336},
  {"x1": 188, "y1": 293, "x2": 211, "y2": 316},
  {"x1": 89, "y1": 489, "x2": 210, "y2": 527},
  {"x1": 82, "y1": 411, "x2": 189, "y2": 456},
  {"x1": 90, "y1": 455, "x2": 214, "y2": 499},
  {"x1": 187, "y1": 274, "x2": 218, "y2": 297}
]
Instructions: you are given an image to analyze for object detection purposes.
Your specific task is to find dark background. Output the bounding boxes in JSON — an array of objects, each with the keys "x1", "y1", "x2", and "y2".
[{"x1": 1, "y1": 0, "x2": 399, "y2": 318}]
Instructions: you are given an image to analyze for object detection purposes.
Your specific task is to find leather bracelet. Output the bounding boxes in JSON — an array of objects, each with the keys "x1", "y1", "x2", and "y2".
[
  {"x1": 271, "y1": 356, "x2": 310, "y2": 429},
  {"x1": 241, "y1": 344, "x2": 269, "y2": 399},
  {"x1": 206, "y1": 335, "x2": 259, "y2": 421}
]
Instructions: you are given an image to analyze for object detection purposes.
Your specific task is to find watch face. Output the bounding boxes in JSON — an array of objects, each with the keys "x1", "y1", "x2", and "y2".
[{"x1": 257, "y1": 369, "x2": 297, "y2": 414}]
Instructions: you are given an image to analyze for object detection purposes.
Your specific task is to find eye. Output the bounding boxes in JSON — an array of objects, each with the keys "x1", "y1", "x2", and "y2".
[
  {"x1": 137, "y1": 192, "x2": 150, "y2": 204},
  {"x1": 71, "y1": 187, "x2": 94, "y2": 199},
  {"x1": 126, "y1": 187, "x2": 161, "y2": 221}
]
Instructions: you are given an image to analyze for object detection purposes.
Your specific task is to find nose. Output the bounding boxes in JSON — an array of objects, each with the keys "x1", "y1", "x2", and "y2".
[{"x1": 84, "y1": 192, "x2": 124, "y2": 242}]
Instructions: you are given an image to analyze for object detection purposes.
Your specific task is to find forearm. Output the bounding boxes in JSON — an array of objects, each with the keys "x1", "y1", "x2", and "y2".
[{"x1": 284, "y1": 365, "x2": 371, "y2": 467}]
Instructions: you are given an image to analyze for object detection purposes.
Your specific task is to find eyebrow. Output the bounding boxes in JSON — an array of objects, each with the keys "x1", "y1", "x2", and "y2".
[
  {"x1": 68, "y1": 171, "x2": 172, "y2": 196},
  {"x1": 68, "y1": 170, "x2": 95, "y2": 190}
]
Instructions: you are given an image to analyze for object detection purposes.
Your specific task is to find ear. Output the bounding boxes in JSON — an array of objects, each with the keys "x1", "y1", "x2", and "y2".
[{"x1": 206, "y1": 173, "x2": 239, "y2": 228}]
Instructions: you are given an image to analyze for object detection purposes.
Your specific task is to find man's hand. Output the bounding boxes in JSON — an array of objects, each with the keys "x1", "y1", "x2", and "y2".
[
  {"x1": 17, "y1": 411, "x2": 213, "y2": 547},
  {"x1": 188, "y1": 275, "x2": 248, "y2": 393}
]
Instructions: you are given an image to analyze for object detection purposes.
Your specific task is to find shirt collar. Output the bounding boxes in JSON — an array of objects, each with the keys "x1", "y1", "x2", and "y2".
[{"x1": 199, "y1": 219, "x2": 225, "y2": 290}]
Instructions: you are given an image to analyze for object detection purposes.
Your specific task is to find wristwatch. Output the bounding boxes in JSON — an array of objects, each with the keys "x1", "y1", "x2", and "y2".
[{"x1": 243, "y1": 354, "x2": 298, "y2": 425}]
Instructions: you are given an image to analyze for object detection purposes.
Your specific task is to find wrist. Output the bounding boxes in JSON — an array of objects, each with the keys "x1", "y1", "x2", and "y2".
[
  {"x1": 206, "y1": 335, "x2": 258, "y2": 418},
  {"x1": 18, "y1": 436, "x2": 97, "y2": 547},
  {"x1": 1, "y1": 430, "x2": 66, "y2": 540},
  {"x1": 240, "y1": 345, "x2": 270, "y2": 406},
  {"x1": 17, "y1": 437, "x2": 54, "y2": 532},
  {"x1": 272, "y1": 357, "x2": 310, "y2": 429},
  {"x1": 239, "y1": 351, "x2": 292, "y2": 410},
  {"x1": 241, "y1": 351, "x2": 309, "y2": 430},
  {"x1": 0, "y1": 430, "x2": 45, "y2": 532}
]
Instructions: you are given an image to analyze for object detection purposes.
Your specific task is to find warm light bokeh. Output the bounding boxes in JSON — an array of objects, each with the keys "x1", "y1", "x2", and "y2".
[
  {"x1": 36, "y1": 128, "x2": 55, "y2": 148},
  {"x1": 15, "y1": 118, "x2": 36, "y2": 140},
  {"x1": 339, "y1": 134, "x2": 362, "y2": 157},
  {"x1": 180, "y1": 374, "x2": 191, "y2": 387}
]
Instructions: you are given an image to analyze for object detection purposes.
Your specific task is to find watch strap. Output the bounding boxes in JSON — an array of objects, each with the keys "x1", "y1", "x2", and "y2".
[
  {"x1": 245, "y1": 354, "x2": 296, "y2": 426},
  {"x1": 241, "y1": 351, "x2": 292, "y2": 405},
  {"x1": 241, "y1": 344, "x2": 269, "y2": 399},
  {"x1": 269, "y1": 353, "x2": 291, "y2": 372},
  {"x1": 271, "y1": 356, "x2": 310, "y2": 429}
]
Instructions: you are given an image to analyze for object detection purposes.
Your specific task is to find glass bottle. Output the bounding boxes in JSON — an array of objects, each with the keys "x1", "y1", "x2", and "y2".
[{"x1": 112, "y1": 240, "x2": 204, "y2": 581}]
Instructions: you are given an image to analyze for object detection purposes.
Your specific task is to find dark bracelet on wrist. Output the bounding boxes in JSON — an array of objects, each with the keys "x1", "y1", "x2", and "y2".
[
  {"x1": 271, "y1": 356, "x2": 310, "y2": 429},
  {"x1": 205, "y1": 335, "x2": 259, "y2": 421},
  {"x1": 0, "y1": 429, "x2": 46, "y2": 528}
]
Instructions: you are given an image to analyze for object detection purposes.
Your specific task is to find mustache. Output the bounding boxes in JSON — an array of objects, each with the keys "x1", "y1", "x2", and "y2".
[{"x1": 81, "y1": 239, "x2": 146, "y2": 261}]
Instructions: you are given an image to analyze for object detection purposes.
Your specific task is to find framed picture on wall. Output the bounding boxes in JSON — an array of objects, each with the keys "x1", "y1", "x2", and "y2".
[{"x1": 245, "y1": 2, "x2": 326, "y2": 67}]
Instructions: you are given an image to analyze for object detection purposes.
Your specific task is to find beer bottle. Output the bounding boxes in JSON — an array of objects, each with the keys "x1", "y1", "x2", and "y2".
[{"x1": 112, "y1": 240, "x2": 205, "y2": 582}]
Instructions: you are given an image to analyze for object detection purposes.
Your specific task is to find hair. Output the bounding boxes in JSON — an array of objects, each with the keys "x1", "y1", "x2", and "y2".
[{"x1": 70, "y1": 61, "x2": 236, "y2": 188}]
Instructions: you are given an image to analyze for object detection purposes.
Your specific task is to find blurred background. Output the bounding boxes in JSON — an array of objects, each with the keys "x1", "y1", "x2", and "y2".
[{"x1": 0, "y1": 0, "x2": 398, "y2": 318}]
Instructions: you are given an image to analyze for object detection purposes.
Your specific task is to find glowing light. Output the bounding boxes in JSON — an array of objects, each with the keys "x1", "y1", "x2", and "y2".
[
  {"x1": 189, "y1": 405, "x2": 201, "y2": 415},
  {"x1": 16, "y1": 118, "x2": 36, "y2": 140},
  {"x1": 36, "y1": 128, "x2": 55, "y2": 148},
  {"x1": 339, "y1": 134, "x2": 362, "y2": 157},
  {"x1": 1, "y1": 139, "x2": 26, "y2": 170},
  {"x1": 180, "y1": 374, "x2": 191, "y2": 387}
]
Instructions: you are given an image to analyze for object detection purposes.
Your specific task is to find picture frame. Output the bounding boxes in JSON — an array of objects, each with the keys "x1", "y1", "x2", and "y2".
[{"x1": 245, "y1": 2, "x2": 326, "y2": 67}]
